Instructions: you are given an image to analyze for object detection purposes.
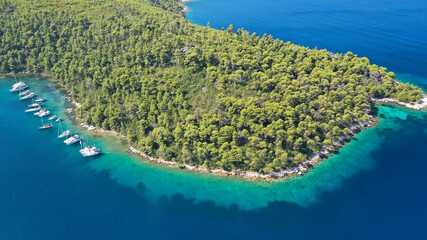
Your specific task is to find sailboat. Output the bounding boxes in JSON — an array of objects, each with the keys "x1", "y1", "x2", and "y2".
[
  {"x1": 19, "y1": 90, "x2": 30, "y2": 96},
  {"x1": 64, "y1": 134, "x2": 81, "y2": 145},
  {"x1": 10, "y1": 76, "x2": 28, "y2": 93},
  {"x1": 38, "y1": 119, "x2": 53, "y2": 130},
  {"x1": 28, "y1": 98, "x2": 43, "y2": 108},
  {"x1": 34, "y1": 97, "x2": 47, "y2": 103},
  {"x1": 79, "y1": 137, "x2": 102, "y2": 157},
  {"x1": 20, "y1": 92, "x2": 37, "y2": 101},
  {"x1": 58, "y1": 122, "x2": 72, "y2": 139},
  {"x1": 25, "y1": 106, "x2": 41, "y2": 113}
]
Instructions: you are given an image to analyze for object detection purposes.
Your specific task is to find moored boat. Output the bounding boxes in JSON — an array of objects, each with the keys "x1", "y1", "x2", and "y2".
[
  {"x1": 64, "y1": 135, "x2": 81, "y2": 145},
  {"x1": 34, "y1": 108, "x2": 47, "y2": 116},
  {"x1": 19, "y1": 90, "x2": 30, "y2": 96},
  {"x1": 58, "y1": 129, "x2": 72, "y2": 139},
  {"x1": 34, "y1": 97, "x2": 47, "y2": 102},
  {"x1": 38, "y1": 119, "x2": 53, "y2": 130},
  {"x1": 79, "y1": 137, "x2": 102, "y2": 157},
  {"x1": 55, "y1": 117, "x2": 63, "y2": 122},
  {"x1": 10, "y1": 82, "x2": 28, "y2": 93},
  {"x1": 79, "y1": 145, "x2": 102, "y2": 157},
  {"x1": 20, "y1": 92, "x2": 37, "y2": 101},
  {"x1": 25, "y1": 106, "x2": 41, "y2": 112},
  {"x1": 28, "y1": 102, "x2": 42, "y2": 108},
  {"x1": 39, "y1": 123, "x2": 53, "y2": 130},
  {"x1": 38, "y1": 110, "x2": 51, "y2": 117},
  {"x1": 48, "y1": 115, "x2": 57, "y2": 121}
]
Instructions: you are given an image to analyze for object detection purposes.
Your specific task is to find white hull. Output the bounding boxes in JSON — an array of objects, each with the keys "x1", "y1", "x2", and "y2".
[
  {"x1": 25, "y1": 107, "x2": 41, "y2": 113},
  {"x1": 10, "y1": 85, "x2": 28, "y2": 93},
  {"x1": 64, "y1": 135, "x2": 81, "y2": 145},
  {"x1": 58, "y1": 130, "x2": 72, "y2": 139}
]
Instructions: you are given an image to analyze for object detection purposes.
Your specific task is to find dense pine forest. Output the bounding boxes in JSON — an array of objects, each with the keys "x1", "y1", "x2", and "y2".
[{"x1": 0, "y1": 0, "x2": 423, "y2": 173}]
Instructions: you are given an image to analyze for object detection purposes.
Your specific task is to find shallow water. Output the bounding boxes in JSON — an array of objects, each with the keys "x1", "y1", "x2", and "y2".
[{"x1": 1, "y1": 0, "x2": 427, "y2": 238}]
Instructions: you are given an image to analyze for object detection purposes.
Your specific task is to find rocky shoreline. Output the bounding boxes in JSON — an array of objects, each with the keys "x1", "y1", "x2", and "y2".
[
  {"x1": 82, "y1": 115, "x2": 374, "y2": 180},
  {"x1": 181, "y1": 0, "x2": 195, "y2": 13},
  {"x1": 372, "y1": 94, "x2": 427, "y2": 110}
]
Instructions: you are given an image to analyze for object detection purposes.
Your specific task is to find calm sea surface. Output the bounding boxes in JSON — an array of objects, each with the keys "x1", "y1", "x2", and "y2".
[{"x1": 1, "y1": 0, "x2": 426, "y2": 239}]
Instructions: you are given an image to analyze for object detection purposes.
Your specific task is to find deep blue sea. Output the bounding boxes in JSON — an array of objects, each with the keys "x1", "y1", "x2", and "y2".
[{"x1": 1, "y1": 0, "x2": 426, "y2": 239}]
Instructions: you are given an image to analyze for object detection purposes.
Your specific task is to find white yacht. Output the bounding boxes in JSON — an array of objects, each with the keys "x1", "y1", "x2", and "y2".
[
  {"x1": 55, "y1": 117, "x2": 63, "y2": 122},
  {"x1": 48, "y1": 115, "x2": 57, "y2": 121},
  {"x1": 34, "y1": 109, "x2": 47, "y2": 116},
  {"x1": 10, "y1": 82, "x2": 28, "y2": 93},
  {"x1": 79, "y1": 145, "x2": 102, "y2": 157},
  {"x1": 28, "y1": 102, "x2": 42, "y2": 108},
  {"x1": 58, "y1": 129, "x2": 72, "y2": 139},
  {"x1": 38, "y1": 110, "x2": 51, "y2": 117},
  {"x1": 25, "y1": 106, "x2": 41, "y2": 113},
  {"x1": 64, "y1": 135, "x2": 81, "y2": 145},
  {"x1": 20, "y1": 92, "x2": 37, "y2": 101}
]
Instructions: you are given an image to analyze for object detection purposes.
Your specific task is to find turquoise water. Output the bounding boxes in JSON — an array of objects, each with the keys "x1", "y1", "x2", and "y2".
[{"x1": 1, "y1": 0, "x2": 427, "y2": 238}]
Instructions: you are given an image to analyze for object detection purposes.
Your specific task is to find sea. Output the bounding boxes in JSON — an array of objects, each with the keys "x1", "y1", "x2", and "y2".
[{"x1": 0, "y1": 0, "x2": 426, "y2": 239}]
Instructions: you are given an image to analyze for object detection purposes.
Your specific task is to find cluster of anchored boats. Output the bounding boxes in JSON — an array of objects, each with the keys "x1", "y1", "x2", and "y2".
[{"x1": 10, "y1": 80, "x2": 102, "y2": 157}]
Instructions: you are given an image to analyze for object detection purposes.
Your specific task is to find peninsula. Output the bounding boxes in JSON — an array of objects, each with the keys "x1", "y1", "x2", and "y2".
[{"x1": 0, "y1": 0, "x2": 424, "y2": 178}]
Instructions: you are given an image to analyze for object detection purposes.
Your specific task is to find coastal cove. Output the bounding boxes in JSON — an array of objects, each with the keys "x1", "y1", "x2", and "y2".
[
  {"x1": 2, "y1": 0, "x2": 427, "y2": 239},
  {"x1": 1, "y1": 75, "x2": 427, "y2": 239}
]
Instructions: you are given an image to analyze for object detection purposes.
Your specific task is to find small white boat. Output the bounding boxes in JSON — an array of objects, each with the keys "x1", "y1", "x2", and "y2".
[
  {"x1": 64, "y1": 135, "x2": 81, "y2": 145},
  {"x1": 20, "y1": 92, "x2": 37, "y2": 101},
  {"x1": 55, "y1": 117, "x2": 63, "y2": 122},
  {"x1": 10, "y1": 82, "x2": 28, "y2": 92},
  {"x1": 35, "y1": 97, "x2": 47, "y2": 102},
  {"x1": 58, "y1": 130, "x2": 72, "y2": 139},
  {"x1": 25, "y1": 106, "x2": 41, "y2": 113},
  {"x1": 48, "y1": 115, "x2": 57, "y2": 121}
]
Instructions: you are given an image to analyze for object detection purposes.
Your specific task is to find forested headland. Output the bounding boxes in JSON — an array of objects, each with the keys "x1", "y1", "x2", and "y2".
[{"x1": 0, "y1": 0, "x2": 423, "y2": 173}]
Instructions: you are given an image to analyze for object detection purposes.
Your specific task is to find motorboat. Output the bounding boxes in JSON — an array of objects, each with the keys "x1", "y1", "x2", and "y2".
[
  {"x1": 48, "y1": 115, "x2": 57, "y2": 121},
  {"x1": 25, "y1": 106, "x2": 41, "y2": 112},
  {"x1": 64, "y1": 135, "x2": 81, "y2": 145},
  {"x1": 55, "y1": 117, "x2": 63, "y2": 122}
]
